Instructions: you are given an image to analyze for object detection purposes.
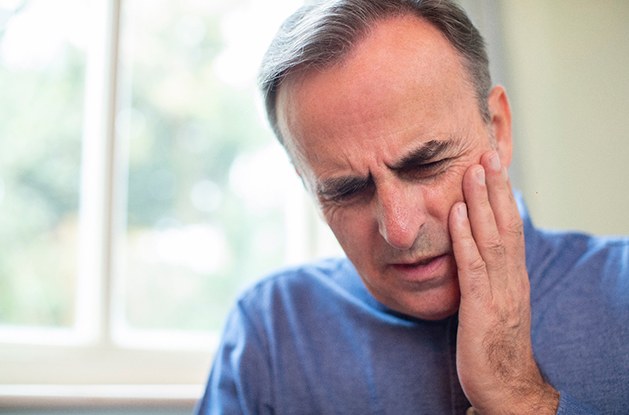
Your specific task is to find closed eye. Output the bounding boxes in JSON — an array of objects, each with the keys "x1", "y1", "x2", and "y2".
[
  {"x1": 387, "y1": 139, "x2": 461, "y2": 181},
  {"x1": 397, "y1": 158, "x2": 453, "y2": 181}
]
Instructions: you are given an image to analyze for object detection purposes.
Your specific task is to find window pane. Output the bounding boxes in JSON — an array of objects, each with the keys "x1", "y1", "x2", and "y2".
[
  {"x1": 116, "y1": 0, "x2": 301, "y2": 334},
  {"x1": 0, "y1": 0, "x2": 90, "y2": 328}
]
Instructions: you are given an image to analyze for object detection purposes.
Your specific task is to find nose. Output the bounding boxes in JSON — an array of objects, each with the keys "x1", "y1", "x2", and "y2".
[{"x1": 375, "y1": 182, "x2": 426, "y2": 250}]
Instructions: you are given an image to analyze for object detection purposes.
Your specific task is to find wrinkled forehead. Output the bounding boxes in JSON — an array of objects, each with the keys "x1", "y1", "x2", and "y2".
[
  {"x1": 275, "y1": 14, "x2": 476, "y2": 160},
  {"x1": 274, "y1": 14, "x2": 475, "y2": 140}
]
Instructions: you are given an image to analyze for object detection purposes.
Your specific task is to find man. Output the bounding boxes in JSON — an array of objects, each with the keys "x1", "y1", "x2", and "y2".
[{"x1": 197, "y1": 0, "x2": 629, "y2": 413}]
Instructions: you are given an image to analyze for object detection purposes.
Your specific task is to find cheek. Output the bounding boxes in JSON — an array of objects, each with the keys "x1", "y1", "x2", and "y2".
[
  {"x1": 324, "y1": 208, "x2": 375, "y2": 254},
  {"x1": 423, "y1": 169, "x2": 466, "y2": 219}
]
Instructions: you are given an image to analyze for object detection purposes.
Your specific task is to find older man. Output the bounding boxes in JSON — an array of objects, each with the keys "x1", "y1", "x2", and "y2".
[{"x1": 197, "y1": 1, "x2": 629, "y2": 413}]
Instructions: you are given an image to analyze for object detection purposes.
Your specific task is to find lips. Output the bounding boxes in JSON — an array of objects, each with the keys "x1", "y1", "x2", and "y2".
[
  {"x1": 391, "y1": 253, "x2": 447, "y2": 268},
  {"x1": 389, "y1": 253, "x2": 453, "y2": 285},
  {"x1": 399, "y1": 256, "x2": 439, "y2": 267}
]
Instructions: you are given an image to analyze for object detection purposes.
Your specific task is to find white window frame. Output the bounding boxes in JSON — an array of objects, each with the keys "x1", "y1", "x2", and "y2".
[{"x1": 0, "y1": 0, "x2": 276, "y2": 402}]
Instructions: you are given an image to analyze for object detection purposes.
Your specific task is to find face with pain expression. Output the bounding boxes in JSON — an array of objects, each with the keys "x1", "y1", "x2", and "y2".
[{"x1": 275, "y1": 15, "x2": 513, "y2": 320}]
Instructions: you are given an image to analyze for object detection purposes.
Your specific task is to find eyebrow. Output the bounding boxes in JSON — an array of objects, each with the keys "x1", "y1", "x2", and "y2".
[
  {"x1": 387, "y1": 139, "x2": 457, "y2": 171},
  {"x1": 316, "y1": 175, "x2": 372, "y2": 200}
]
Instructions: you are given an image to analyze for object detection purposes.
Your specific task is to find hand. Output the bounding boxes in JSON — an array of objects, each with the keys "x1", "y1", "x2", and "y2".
[{"x1": 448, "y1": 151, "x2": 559, "y2": 414}]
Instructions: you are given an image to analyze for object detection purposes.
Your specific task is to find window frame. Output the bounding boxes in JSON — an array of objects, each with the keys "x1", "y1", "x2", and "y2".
[{"x1": 0, "y1": 0, "x2": 214, "y2": 393}]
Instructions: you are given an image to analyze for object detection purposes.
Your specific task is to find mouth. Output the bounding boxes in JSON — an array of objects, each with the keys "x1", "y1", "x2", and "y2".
[
  {"x1": 389, "y1": 254, "x2": 453, "y2": 284},
  {"x1": 391, "y1": 253, "x2": 449, "y2": 267}
]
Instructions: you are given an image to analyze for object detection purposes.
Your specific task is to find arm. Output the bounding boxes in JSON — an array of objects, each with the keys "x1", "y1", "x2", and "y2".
[
  {"x1": 195, "y1": 302, "x2": 273, "y2": 415},
  {"x1": 449, "y1": 150, "x2": 559, "y2": 414}
]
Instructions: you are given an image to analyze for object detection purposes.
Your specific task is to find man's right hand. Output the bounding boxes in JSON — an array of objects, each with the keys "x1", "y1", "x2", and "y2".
[{"x1": 449, "y1": 151, "x2": 559, "y2": 414}]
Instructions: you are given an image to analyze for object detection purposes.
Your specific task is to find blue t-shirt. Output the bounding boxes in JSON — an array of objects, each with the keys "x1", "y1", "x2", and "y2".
[{"x1": 196, "y1": 198, "x2": 629, "y2": 414}]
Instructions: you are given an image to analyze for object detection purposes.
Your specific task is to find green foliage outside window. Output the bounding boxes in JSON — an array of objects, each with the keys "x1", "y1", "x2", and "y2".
[{"x1": 0, "y1": 0, "x2": 297, "y2": 335}]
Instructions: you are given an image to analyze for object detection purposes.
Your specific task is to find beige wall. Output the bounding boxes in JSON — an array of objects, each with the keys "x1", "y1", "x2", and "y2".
[{"x1": 498, "y1": 1, "x2": 629, "y2": 235}]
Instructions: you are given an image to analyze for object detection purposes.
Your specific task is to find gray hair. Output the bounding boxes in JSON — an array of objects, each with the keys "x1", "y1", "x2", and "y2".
[{"x1": 258, "y1": 0, "x2": 492, "y2": 146}]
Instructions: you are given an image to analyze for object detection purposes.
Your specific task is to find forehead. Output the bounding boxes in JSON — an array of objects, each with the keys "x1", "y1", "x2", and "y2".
[{"x1": 276, "y1": 14, "x2": 478, "y2": 170}]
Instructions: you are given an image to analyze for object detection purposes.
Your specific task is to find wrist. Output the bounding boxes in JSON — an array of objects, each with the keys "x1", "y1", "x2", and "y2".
[
  {"x1": 474, "y1": 380, "x2": 559, "y2": 415},
  {"x1": 504, "y1": 382, "x2": 560, "y2": 415}
]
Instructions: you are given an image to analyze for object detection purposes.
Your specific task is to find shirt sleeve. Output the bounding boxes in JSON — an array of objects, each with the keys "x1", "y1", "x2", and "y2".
[
  {"x1": 195, "y1": 301, "x2": 273, "y2": 415},
  {"x1": 555, "y1": 390, "x2": 600, "y2": 415}
]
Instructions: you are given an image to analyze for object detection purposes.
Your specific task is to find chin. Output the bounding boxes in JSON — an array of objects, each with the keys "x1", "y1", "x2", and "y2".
[
  {"x1": 388, "y1": 285, "x2": 461, "y2": 321},
  {"x1": 412, "y1": 302, "x2": 460, "y2": 321}
]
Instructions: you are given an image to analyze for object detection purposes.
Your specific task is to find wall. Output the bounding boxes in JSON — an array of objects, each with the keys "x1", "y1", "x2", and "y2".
[{"x1": 498, "y1": 0, "x2": 629, "y2": 235}]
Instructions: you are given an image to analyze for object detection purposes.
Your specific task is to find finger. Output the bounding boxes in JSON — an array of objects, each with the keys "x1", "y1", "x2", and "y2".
[
  {"x1": 449, "y1": 201, "x2": 490, "y2": 302},
  {"x1": 480, "y1": 151, "x2": 523, "y2": 249},
  {"x1": 462, "y1": 164, "x2": 505, "y2": 260},
  {"x1": 461, "y1": 162, "x2": 510, "y2": 291}
]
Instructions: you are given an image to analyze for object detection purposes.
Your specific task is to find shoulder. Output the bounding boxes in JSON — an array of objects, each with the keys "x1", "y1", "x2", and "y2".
[
  {"x1": 518, "y1": 192, "x2": 629, "y2": 280},
  {"x1": 528, "y1": 228, "x2": 629, "y2": 323},
  {"x1": 234, "y1": 257, "x2": 355, "y2": 318},
  {"x1": 228, "y1": 256, "x2": 398, "y2": 340},
  {"x1": 241, "y1": 257, "x2": 350, "y2": 298},
  {"x1": 528, "y1": 228, "x2": 629, "y2": 279}
]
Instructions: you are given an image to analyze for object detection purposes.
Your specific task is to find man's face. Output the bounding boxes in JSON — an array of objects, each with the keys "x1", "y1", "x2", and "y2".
[{"x1": 276, "y1": 15, "x2": 511, "y2": 320}]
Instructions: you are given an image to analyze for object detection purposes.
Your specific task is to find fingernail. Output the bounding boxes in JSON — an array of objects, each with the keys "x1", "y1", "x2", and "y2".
[
  {"x1": 474, "y1": 166, "x2": 485, "y2": 185},
  {"x1": 489, "y1": 152, "x2": 501, "y2": 172}
]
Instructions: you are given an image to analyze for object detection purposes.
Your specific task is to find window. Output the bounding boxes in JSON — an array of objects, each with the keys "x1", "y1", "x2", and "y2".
[
  {"x1": 0, "y1": 0, "x2": 340, "y2": 392},
  {"x1": 113, "y1": 0, "x2": 315, "y2": 343}
]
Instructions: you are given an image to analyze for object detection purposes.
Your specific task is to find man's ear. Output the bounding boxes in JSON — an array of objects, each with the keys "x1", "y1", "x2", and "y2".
[{"x1": 487, "y1": 85, "x2": 513, "y2": 168}]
